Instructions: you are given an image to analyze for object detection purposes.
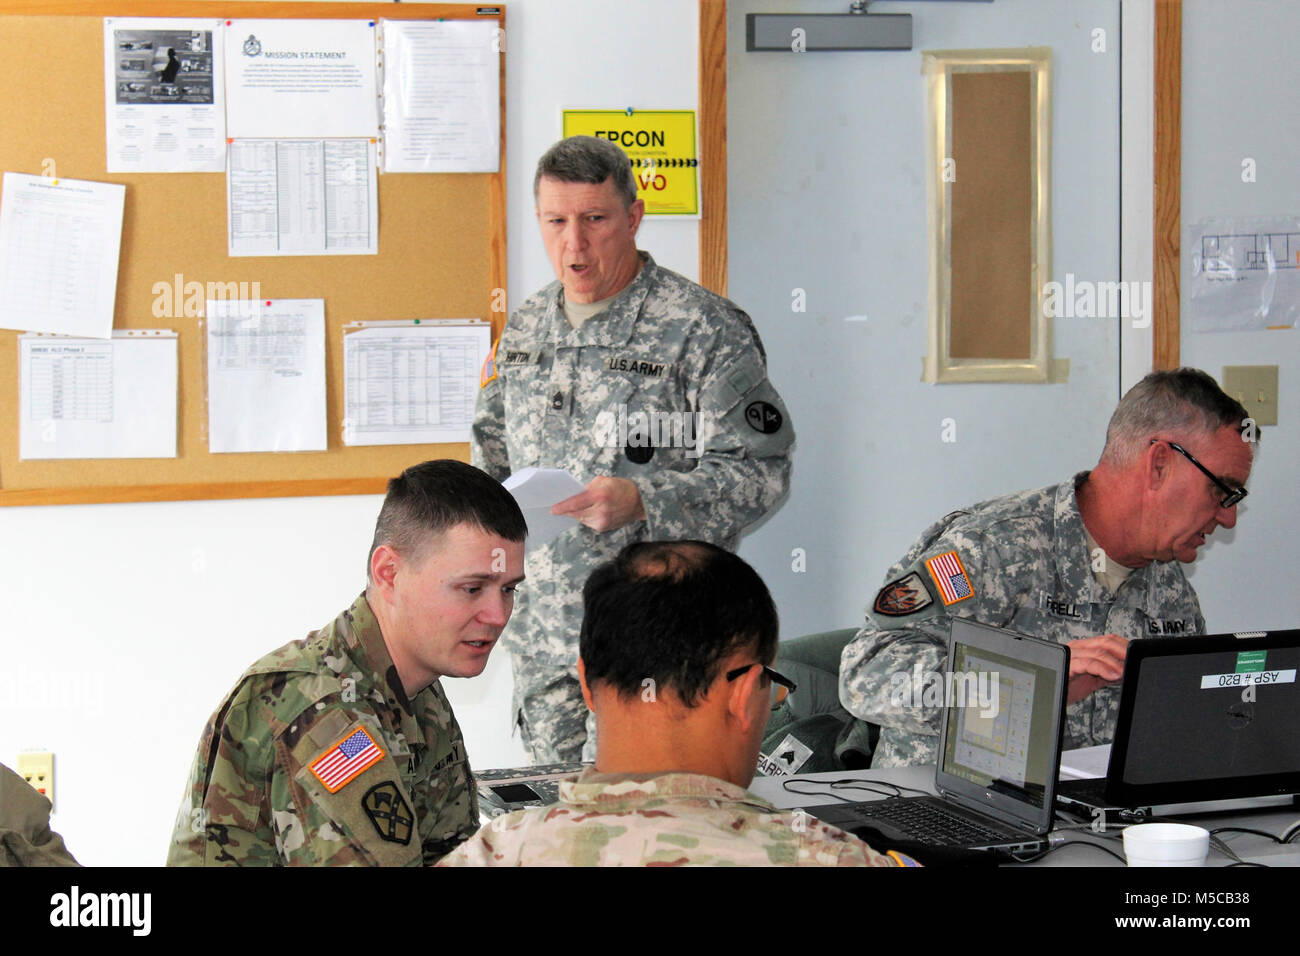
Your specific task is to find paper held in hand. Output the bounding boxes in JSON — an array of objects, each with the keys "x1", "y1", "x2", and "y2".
[{"x1": 502, "y1": 467, "x2": 587, "y2": 548}]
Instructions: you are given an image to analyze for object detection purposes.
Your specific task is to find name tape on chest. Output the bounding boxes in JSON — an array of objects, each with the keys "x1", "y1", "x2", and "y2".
[
  {"x1": 309, "y1": 726, "x2": 385, "y2": 793},
  {"x1": 502, "y1": 349, "x2": 543, "y2": 366},
  {"x1": 1039, "y1": 593, "x2": 1093, "y2": 622}
]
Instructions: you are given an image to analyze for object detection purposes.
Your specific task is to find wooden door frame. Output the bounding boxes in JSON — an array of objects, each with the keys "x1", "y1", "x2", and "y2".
[{"x1": 699, "y1": 0, "x2": 727, "y2": 295}]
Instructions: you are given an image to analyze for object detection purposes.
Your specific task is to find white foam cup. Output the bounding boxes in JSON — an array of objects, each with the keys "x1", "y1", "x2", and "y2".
[{"x1": 1122, "y1": 823, "x2": 1210, "y2": 867}]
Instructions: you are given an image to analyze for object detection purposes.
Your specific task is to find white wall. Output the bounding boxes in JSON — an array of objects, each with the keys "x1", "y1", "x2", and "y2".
[
  {"x1": 729, "y1": 0, "x2": 1126, "y2": 639},
  {"x1": 1179, "y1": 0, "x2": 1299, "y2": 631},
  {"x1": 0, "y1": 0, "x2": 700, "y2": 867}
]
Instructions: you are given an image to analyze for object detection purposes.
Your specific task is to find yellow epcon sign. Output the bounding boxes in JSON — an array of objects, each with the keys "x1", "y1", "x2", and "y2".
[{"x1": 561, "y1": 109, "x2": 700, "y2": 217}]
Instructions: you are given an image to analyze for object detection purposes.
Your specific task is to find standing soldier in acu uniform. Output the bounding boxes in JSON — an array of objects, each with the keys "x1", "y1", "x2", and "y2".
[
  {"x1": 472, "y1": 136, "x2": 794, "y2": 764},
  {"x1": 166, "y1": 460, "x2": 526, "y2": 865}
]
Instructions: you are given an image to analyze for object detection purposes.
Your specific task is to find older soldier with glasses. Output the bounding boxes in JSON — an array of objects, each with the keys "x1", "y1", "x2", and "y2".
[
  {"x1": 441, "y1": 540, "x2": 904, "y2": 867},
  {"x1": 763, "y1": 367, "x2": 1256, "y2": 770}
]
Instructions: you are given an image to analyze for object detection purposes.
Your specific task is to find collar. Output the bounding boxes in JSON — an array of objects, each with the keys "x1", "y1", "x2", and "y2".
[
  {"x1": 559, "y1": 769, "x2": 776, "y2": 813},
  {"x1": 545, "y1": 251, "x2": 657, "y2": 350},
  {"x1": 342, "y1": 594, "x2": 424, "y2": 744},
  {"x1": 1055, "y1": 473, "x2": 1105, "y2": 602},
  {"x1": 1057, "y1": 472, "x2": 1158, "y2": 601}
]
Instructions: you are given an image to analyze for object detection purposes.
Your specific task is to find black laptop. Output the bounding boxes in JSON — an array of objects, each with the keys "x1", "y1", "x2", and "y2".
[
  {"x1": 813, "y1": 619, "x2": 1069, "y2": 854},
  {"x1": 1057, "y1": 630, "x2": 1300, "y2": 816}
]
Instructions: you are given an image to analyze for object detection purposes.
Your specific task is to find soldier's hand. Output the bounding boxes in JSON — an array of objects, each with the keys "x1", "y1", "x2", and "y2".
[
  {"x1": 1065, "y1": 633, "x2": 1128, "y2": 704},
  {"x1": 552, "y1": 477, "x2": 647, "y2": 533}
]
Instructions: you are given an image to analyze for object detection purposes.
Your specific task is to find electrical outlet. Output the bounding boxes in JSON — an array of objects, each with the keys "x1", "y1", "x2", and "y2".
[
  {"x1": 17, "y1": 752, "x2": 54, "y2": 810},
  {"x1": 1222, "y1": 366, "x2": 1279, "y2": 427}
]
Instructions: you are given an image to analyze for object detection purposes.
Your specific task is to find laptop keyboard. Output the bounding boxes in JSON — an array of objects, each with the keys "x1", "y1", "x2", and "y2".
[{"x1": 847, "y1": 797, "x2": 1015, "y2": 846}]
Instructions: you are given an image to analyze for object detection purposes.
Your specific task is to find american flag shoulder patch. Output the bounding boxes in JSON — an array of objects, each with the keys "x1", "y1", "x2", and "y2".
[
  {"x1": 924, "y1": 550, "x2": 974, "y2": 606},
  {"x1": 309, "y1": 726, "x2": 385, "y2": 793},
  {"x1": 479, "y1": 338, "x2": 499, "y2": 388}
]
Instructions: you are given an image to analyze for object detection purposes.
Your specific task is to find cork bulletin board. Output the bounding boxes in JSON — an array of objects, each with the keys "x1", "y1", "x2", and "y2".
[{"x1": 0, "y1": 1, "x2": 507, "y2": 505}]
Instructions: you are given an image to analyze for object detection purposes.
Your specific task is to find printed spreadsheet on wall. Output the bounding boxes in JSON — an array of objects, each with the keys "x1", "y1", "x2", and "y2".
[{"x1": 342, "y1": 322, "x2": 489, "y2": 446}]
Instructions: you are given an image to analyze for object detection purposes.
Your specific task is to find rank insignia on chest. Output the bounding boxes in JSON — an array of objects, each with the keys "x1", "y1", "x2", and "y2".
[
  {"x1": 309, "y1": 727, "x2": 385, "y2": 793},
  {"x1": 874, "y1": 572, "x2": 935, "y2": 617},
  {"x1": 362, "y1": 782, "x2": 414, "y2": 845},
  {"x1": 924, "y1": 551, "x2": 974, "y2": 606}
]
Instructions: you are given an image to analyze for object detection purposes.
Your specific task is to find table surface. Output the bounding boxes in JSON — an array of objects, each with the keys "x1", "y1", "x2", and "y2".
[{"x1": 749, "y1": 766, "x2": 1300, "y2": 867}]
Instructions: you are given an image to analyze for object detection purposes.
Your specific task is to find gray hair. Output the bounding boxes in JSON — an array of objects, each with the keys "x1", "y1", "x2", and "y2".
[
  {"x1": 1100, "y1": 368, "x2": 1254, "y2": 466},
  {"x1": 533, "y1": 136, "x2": 637, "y2": 207}
]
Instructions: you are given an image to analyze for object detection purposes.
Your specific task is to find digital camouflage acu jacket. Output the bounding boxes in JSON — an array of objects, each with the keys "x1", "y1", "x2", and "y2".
[
  {"x1": 472, "y1": 252, "x2": 795, "y2": 668},
  {"x1": 841, "y1": 474, "x2": 1206, "y2": 767}
]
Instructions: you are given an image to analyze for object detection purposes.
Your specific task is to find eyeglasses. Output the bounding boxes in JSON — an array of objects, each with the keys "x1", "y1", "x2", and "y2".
[
  {"x1": 726, "y1": 663, "x2": 797, "y2": 707},
  {"x1": 1152, "y1": 440, "x2": 1248, "y2": 509}
]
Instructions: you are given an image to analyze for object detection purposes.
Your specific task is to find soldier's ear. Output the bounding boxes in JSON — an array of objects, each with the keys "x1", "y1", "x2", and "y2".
[
  {"x1": 577, "y1": 658, "x2": 595, "y2": 713},
  {"x1": 626, "y1": 198, "x2": 645, "y2": 235},
  {"x1": 370, "y1": 544, "x2": 401, "y2": 595},
  {"x1": 726, "y1": 663, "x2": 764, "y2": 734},
  {"x1": 1145, "y1": 439, "x2": 1172, "y2": 491}
]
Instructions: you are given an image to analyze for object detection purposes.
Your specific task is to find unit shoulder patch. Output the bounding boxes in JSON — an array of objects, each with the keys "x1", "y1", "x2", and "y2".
[
  {"x1": 744, "y1": 400, "x2": 783, "y2": 434},
  {"x1": 873, "y1": 572, "x2": 935, "y2": 617},
  {"x1": 362, "y1": 782, "x2": 414, "y2": 845}
]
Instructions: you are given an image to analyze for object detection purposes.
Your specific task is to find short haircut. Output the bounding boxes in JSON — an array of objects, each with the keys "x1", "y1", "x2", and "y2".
[
  {"x1": 580, "y1": 541, "x2": 779, "y2": 707},
  {"x1": 367, "y1": 459, "x2": 526, "y2": 580},
  {"x1": 533, "y1": 135, "x2": 637, "y2": 208},
  {"x1": 1101, "y1": 367, "x2": 1254, "y2": 466}
]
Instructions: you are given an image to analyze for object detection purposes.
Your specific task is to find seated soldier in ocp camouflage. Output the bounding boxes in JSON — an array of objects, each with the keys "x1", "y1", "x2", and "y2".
[
  {"x1": 166, "y1": 460, "x2": 527, "y2": 865},
  {"x1": 441, "y1": 540, "x2": 912, "y2": 867}
]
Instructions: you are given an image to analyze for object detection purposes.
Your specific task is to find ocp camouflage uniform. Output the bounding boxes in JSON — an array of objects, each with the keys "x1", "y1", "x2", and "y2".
[
  {"x1": 437, "y1": 770, "x2": 899, "y2": 867},
  {"x1": 0, "y1": 763, "x2": 79, "y2": 866},
  {"x1": 472, "y1": 252, "x2": 794, "y2": 762},
  {"x1": 841, "y1": 474, "x2": 1206, "y2": 767},
  {"x1": 166, "y1": 594, "x2": 478, "y2": 865}
]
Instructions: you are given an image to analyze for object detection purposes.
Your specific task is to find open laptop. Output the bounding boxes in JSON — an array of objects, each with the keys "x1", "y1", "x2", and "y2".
[
  {"x1": 1057, "y1": 630, "x2": 1300, "y2": 817},
  {"x1": 813, "y1": 619, "x2": 1069, "y2": 854}
]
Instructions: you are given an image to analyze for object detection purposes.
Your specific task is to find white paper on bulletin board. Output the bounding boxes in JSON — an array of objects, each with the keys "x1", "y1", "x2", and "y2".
[
  {"x1": 380, "y1": 19, "x2": 500, "y2": 173},
  {"x1": 19, "y1": 331, "x2": 178, "y2": 460}
]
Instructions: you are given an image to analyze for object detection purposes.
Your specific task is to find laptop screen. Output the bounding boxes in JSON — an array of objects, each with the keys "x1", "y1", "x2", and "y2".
[
  {"x1": 935, "y1": 620, "x2": 1069, "y2": 831},
  {"x1": 1111, "y1": 632, "x2": 1300, "y2": 801}
]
